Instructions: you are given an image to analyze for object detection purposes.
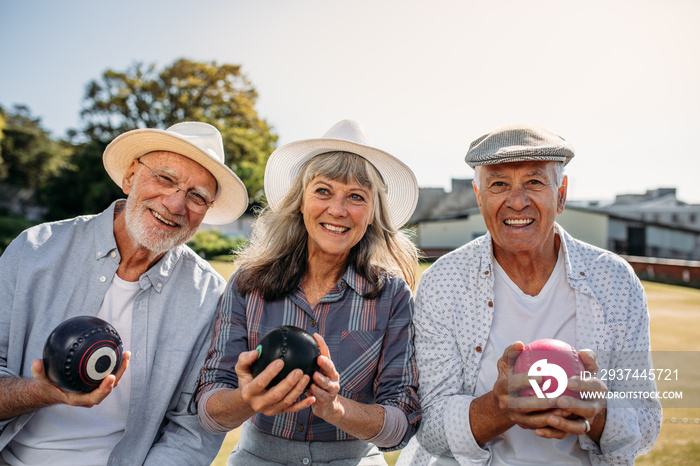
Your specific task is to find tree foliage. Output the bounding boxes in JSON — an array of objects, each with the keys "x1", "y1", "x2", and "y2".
[
  {"x1": 0, "y1": 105, "x2": 72, "y2": 189},
  {"x1": 0, "y1": 105, "x2": 73, "y2": 220},
  {"x1": 0, "y1": 59, "x2": 276, "y2": 224},
  {"x1": 0, "y1": 111, "x2": 5, "y2": 167},
  {"x1": 80, "y1": 58, "x2": 278, "y2": 199},
  {"x1": 187, "y1": 229, "x2": 248, "y2": 260},
  {"x1": 37, "y1": 140, "x2": 124, "y2": 221}
]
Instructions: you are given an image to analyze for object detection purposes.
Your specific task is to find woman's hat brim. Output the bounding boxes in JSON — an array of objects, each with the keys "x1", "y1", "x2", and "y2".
[{"x1": 264, "y1": 137, "x2": 418, "y2": 229}]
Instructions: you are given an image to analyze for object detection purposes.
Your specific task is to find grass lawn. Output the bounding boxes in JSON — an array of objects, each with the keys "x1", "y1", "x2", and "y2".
[
  {"x1": 635, "y1": 281, "x2": 700, "y2": 465},
  {"x1": 209, "y1": 262, "x2": 700, "y2": 465}
]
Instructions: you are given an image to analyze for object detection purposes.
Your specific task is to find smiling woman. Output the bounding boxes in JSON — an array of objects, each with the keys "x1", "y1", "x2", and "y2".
[
  {"x1": 301, "y1": 172, "x2": 375, "y2": 303},
  {"x1": 192, "y1": 120, "x2": 422, "y2": 466}
]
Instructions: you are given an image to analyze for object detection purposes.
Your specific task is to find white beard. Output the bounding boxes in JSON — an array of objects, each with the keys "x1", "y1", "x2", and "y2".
[{"x1": 124, "y1": 193, "x2": 198, "y2": 256}]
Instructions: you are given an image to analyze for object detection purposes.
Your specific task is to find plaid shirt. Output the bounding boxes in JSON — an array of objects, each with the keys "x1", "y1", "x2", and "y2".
[{"x1": 195, "y1": 265, "x2": 421, "y2": 450}]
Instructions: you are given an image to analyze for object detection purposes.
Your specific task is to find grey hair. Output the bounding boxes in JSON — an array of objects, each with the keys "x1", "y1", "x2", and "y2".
[
  {"x1": 234, "y1": 151, "x2": 419, "y2": 299},
  {"x1": 472, "y1": 161, "x2": 565, "y2": 190}
]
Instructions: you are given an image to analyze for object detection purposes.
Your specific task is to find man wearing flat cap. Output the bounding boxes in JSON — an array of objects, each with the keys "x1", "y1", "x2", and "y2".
[
  {"x1": 399, "y1": 124, "x2": 661, "y2": 465},
  {"x1": 0, "y1": 122, "x2": 248, "y2": 464}
]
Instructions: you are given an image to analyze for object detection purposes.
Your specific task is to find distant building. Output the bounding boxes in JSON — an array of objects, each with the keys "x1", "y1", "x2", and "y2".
[
  {"x1": 601, "y1": 188, "x2": 700, "y2": 261},
  {"x1": 410, "y1": 179, "x2": 477, "y2": 224},
  {"x1": 606, "y1": 188, "x2": 700, "y2": 231}
]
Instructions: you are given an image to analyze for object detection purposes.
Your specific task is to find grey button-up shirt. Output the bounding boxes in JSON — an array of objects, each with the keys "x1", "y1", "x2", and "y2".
[{"x1": 0, "y1": 201, "x2": 226, "y2": 465}]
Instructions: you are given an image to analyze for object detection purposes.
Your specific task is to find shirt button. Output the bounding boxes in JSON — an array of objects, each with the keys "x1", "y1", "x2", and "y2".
[
  {"x1": 110, "y1": 251, "x2": 117, "y2": 258},
  {"x1": 298, "y1": 424, "x2": 305, "y2": 432},
  {"x1": 475, "y1": 345, "x2": 482, "y2": 353},
  {"x1": 484, "y1": 270, "x2": 490, "y2": 275},
  {"x1": 310, "y1": 319, "x2": 317, "y2": 327},
  {"x1": 487, "y1": 301, "x2": 493, "y2": 307},
  {"x1": 99, "y1": 276, "x2": 107, "y2": 283},
  {"x1": 302, "y1": 459, "x2": 310, "y2": 465},
  {"x1": 157, "y1": 283, "x2": 162, "y2": 288},
  {"x1": 341, "y1": 282, "x2": 347, "y2": 288},
  {"x1": 580, "y1": 271, "x2": 585, "y2": 276}
]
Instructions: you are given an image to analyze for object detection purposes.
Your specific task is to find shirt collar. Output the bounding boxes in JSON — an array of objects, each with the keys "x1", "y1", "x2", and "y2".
[
  {"x1": 339, "y1": 264, "x2": 373, "y2": 296},
  {"x1": 554, "y1": 223, "x2": 591, "y2": 284},
  {"x1": 477, "y1": 231, "x2": 494, "y2": 280},
  {"x1": 139, "y1": 247, "x2": 184, "y2": 293},
  {"x1": 93, "y1": 200, "x2": 121, "y2": 261},
  {"x1": 293, "y1": 264, "x2": 372, "y2": 304}
]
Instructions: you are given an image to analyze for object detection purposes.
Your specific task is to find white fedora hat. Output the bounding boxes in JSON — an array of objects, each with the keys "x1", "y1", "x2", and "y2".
[
  {"x1": 103, "y1": 122, "x2": 248, "y2": 225},
  {"x1": 264, "y1": 120, "x2": 418, "y2": 229}
]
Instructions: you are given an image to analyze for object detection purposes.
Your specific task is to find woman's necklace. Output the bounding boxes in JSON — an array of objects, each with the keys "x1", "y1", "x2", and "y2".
[{"x1": 302, "y1": 276, "x2": 336, "y2": 307}]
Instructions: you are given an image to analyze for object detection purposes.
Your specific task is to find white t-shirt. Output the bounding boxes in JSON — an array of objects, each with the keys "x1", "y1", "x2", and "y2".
[
  {"x1": 3, "y1": 275, "x2": 137, "y2": 466},
  {"x1": 475, "y1": 247, "x2": 589, "y2": 465}
]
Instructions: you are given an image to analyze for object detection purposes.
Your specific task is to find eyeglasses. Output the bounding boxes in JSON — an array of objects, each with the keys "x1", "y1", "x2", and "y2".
[{"x1": 137, "y1": 159, "x2": 214, "y2": 213}]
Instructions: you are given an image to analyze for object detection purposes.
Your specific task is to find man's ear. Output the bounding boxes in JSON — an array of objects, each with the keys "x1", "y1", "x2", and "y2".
[
  {"x1": 557, "y1": 176, "x2": 568, "y2": 215},
  {"x1": 121, "y1": 159, "x2": 140, "y2": 195}
]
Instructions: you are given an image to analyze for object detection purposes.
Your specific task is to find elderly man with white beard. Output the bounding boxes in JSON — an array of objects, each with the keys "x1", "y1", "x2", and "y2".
[{"x1": 0, "y1": 122, "x2": 248, "y2": 465}]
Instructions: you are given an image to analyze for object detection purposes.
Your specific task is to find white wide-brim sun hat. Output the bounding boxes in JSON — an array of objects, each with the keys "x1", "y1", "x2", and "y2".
[
  {"x1": 264, "y1": 120, "x2": 419, "y2": 230},
  {"x1": 103, "y1": 122, "x2": 248, "y2": 225}
]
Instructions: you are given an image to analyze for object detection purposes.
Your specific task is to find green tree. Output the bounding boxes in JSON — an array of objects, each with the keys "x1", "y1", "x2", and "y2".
[
  {"x1": 37, "y1": 140, "x2": 123, "y2": 221},
  {"x1": 80, "y1": 58, "x2": 278, "y2": 200},
  {"x1": 0, "y1": 105, "x2": 72, "y2": 219},
  {"x1": 187, "y1": 229, "x2": 248, "y2": 260},
  {"x1": 0, "y1": 105, "x2": 72, "y2": 190},
  {"x1": 0, "y1": 110, "x2": 5, "y2": 174}
]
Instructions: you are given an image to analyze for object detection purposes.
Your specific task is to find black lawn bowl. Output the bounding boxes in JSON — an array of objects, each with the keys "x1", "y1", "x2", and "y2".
[
  {"x1": 250, "y1": 325, "x2": 321, "y2": 390},
  {"x1": 43, "y1": 315, "x2": 123, "y2": 393}
]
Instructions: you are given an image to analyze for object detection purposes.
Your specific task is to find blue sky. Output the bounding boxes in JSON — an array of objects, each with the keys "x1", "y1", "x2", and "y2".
[{"x1": 2, "y1": 0, "x2": 699, "y2": 203}]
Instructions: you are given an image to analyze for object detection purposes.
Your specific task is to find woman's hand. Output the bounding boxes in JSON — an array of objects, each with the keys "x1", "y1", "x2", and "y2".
[
  {"x1": 308, "y1": 333, "x2": 344, "y2": 422},
  {"x1": 235, "y1": 349, "x2": 315, "y2": 416}
]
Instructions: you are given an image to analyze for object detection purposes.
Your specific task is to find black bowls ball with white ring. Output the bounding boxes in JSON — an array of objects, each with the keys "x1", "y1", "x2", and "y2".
[{"x1": 43, "y1": 316, "x2": 124, "y2": 393}]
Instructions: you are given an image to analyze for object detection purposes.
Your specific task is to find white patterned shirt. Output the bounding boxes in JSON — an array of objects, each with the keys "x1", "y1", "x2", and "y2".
[{"x1": 398, "y1": 224, "x2": 661, "y2": 466}]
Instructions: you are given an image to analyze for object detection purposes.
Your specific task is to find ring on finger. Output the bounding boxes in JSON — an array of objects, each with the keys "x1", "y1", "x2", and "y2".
[{"x1": 583, "y1": 419, "x2": 591, "y2": 433}]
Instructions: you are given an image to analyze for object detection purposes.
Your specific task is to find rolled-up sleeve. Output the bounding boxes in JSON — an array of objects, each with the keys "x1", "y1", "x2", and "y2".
[{"x1": 0, "y1": 234, "x2": 22, "y2": 430}]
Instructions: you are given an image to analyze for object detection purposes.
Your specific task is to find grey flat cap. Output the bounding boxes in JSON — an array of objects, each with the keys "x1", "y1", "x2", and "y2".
[{"x1": 465, "y1": 123, "x2": 575, "y2": 168}]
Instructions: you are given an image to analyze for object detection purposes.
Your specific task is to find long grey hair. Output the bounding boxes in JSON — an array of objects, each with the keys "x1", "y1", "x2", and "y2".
[{"x1": 234, "y1": 151, "x2": 419, "y2": 300}]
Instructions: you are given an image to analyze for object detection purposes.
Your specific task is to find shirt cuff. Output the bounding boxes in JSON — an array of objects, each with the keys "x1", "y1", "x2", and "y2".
[
  {"x1": 197, "y1": 388, "x2": 232, "y2": 434},
  {"x1": 366, "y1": 405, "x2": 408, "y2": 449}
]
